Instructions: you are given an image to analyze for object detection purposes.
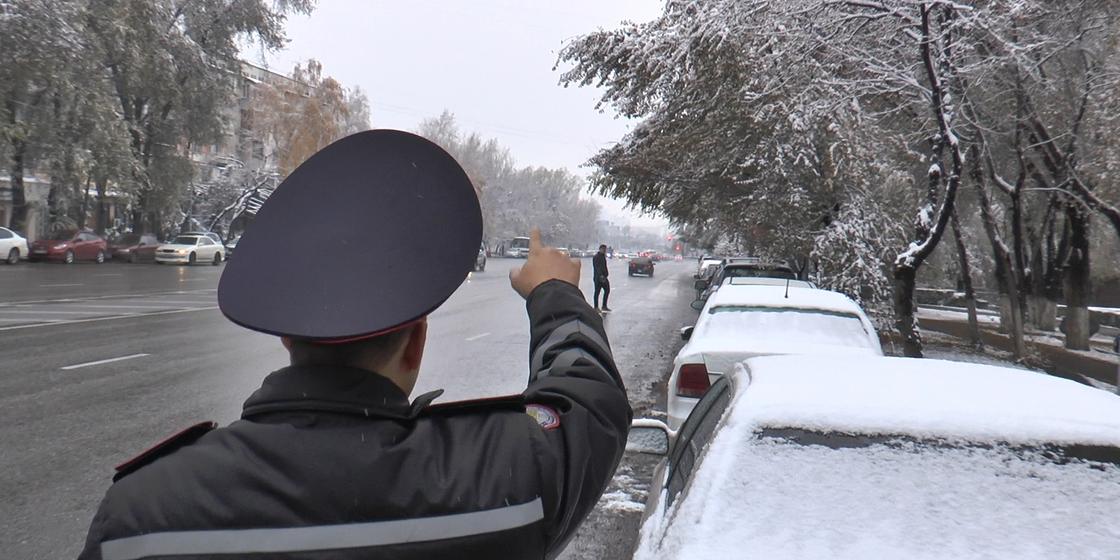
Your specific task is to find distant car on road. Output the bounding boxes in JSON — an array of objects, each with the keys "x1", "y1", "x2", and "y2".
[
  {"x1": 505, "y1": 236, "x2": 531, "y2": 258},
  {"x1": 29, "y1": 230, "x2": 108, "y2": 264},
  {"x1": 0, "y1": 226, "x2": 29, "y2": 264},
  {"x1": 668, "y1": 283, "x2": 881, "y2": 429},
  {"x1": 629, "y1": 256, "x2": 655, "y2": 277},
  {"x1": 155, "y1": 234, "x2": 224, "y2": 265},
  {"x1": 109, "y1": 233, "x2": 161, "y2": 263},
  {"x1": 630, "y1": 354, "x2": 1120, "y2": 559},
  {"x1": 475, "y1": 241, "x2": 487, "y2": 272}
]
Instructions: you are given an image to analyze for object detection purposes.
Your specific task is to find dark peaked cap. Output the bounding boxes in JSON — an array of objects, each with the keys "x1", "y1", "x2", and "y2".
[{"x1": 218, "y1": 130, "x2": 482, "y2": 341}]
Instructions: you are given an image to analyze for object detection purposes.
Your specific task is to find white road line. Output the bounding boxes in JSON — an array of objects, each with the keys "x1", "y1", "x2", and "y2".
[
  {"x1": 0, "y1": 288, "x2": 215, "y2": 307},
  {"x1": 61, "y1": 353, "x2": 150, "y2": 371},
  {"x1": 0, "y1": 305, "x2": 220, "y2": 332},
  {"x1": 93, "y1": 273, "x2": 123, "y2": 277},
  {"x1": 39, "y1": 283, "x2": 84, "y2": 287},
  {"x1": 465, "y1": 332, "x2": 492, "y2": 341},
  {"x1": 0, "y1": 309, "x2": 113, "y2": 315},
  {"x1": 38, "y1": 304, "x2": 198, "y2": 310}
]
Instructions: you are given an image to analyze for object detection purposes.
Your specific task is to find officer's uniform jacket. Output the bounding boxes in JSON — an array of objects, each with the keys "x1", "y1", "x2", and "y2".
[{"x1": 79, "y1": 280, "x2": 631, "y2": 559}]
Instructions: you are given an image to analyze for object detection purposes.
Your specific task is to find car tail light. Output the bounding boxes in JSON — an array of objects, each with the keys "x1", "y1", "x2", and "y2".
[{"x1": 676, "y1": 363, "x2": 711, "y2": 398}]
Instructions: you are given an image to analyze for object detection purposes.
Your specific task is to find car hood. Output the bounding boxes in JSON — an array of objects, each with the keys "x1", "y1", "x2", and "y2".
[{"x1": 33, "y1": 239, "x2": 71, "y2": 248}]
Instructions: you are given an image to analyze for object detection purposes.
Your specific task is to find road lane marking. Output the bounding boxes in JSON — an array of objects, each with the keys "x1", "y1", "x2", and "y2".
[
  {"x1": 41, "y1": 304, "x2": 200, "y2": 309},
  {"x1": 0, "y1": 288, "x2": 216, "y2": 307},
  {"x1": 39, "y1": 283, "x2": 83, "y2": 287},
  {"x1": 465, "y1": 332, "x2": 491, "y2": 341},
  {"x1": 0, "y1": 306, "x2": 220, "y2": 332},
  {"x1": 61, "y1": 353, "x2": 150, "y2": 371},
  {"x1": 0, "y1": 309, "x2": 115, "y2": 314},
  {"x1": 93, "y1": 273, "x2": 123, "y2": 277}
]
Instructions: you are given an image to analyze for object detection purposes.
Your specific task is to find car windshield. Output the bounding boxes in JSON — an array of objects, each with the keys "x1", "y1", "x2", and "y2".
[
  {"x1": 509, "y1": 237, "x2": 530, "y2": 250},
  {"x1": 173, "y1": 236, "x2": 199, "y2": 245},
  {"x1": 701, "y1": 306, "x2": 872, "y2": 349},
  {"x1": 47, "y1": 231, "x2": 76, "y2": 240},
  {"x1": 651, "y1": 428, "x2": 1120, "y2": 559}
]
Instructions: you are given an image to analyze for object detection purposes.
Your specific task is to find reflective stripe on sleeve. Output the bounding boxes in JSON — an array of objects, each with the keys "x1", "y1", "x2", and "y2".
[
  {"x1": 530, "y1": 320, "x2": 611, "y2": 374},
  {"x1": 539, "y1": 348, "x2": 610, "y2": 379},
  {"x1": 101, "y1": 497, "x2": 544, "y2": 560}
]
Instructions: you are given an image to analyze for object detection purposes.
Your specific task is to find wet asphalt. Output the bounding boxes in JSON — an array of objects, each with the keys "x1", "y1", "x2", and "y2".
[{"x1": 0, "y1": 256, "x2": 698, "y2": 559}]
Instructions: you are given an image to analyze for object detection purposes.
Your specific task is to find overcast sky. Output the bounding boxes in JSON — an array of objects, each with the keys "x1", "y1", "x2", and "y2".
[{"x1": 240, "y1": 0, "x2": 665, "y2": 227}]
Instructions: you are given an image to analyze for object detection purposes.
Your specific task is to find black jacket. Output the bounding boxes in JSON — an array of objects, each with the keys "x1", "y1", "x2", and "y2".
[
  {"x1": 79, "y1": 280, "x2": 630, "y2": 560},
  {"x1": 592, "y1": 252, "x2": 608, "y2": 281}
]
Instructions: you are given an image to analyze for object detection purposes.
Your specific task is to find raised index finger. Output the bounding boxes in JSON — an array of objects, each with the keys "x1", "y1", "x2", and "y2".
[{"x1": 529, "y1": 228, "x2": 543, "y2": 253}]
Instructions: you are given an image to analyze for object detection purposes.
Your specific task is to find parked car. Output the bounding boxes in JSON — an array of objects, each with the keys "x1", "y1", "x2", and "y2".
[
  {"x1": 695, "y1": 261, "x2": 799, "y2": 301},
  {"x1": 630, "y1": 354, "x2": 1120, "y2": 559},
  {"x1": 474, "y1": 241, "x2": 487, "y2": 272},
  {"x1": 629, "y1": 256, "x2": 655, "y2": 277},
  {"x1": 0, "y1": 226, "x2": 29, "y2": 264},
  {"x1": 29, "y1": 230, "x2": 108, "y2": 264},
  {"x1": 155, "y1": 234, "x2": 224, "y2": 265},
  {"x1": 505, "y1": 236, "x2": 531, "y2": 258},
  {"x1": 668, "y1": 283, "x2": 881, "y2": 429},
  {"x1": 109, "y1": 233, "x2": 161, "y2": 263}
]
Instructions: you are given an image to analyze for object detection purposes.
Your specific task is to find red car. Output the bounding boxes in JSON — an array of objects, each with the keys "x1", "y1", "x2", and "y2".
[
  {"x1": 109, "y1": 233, "x2": 161, "y2": 263},
  {"x1": 29, "y1": 231, "x2": 109, "y2": 264}
]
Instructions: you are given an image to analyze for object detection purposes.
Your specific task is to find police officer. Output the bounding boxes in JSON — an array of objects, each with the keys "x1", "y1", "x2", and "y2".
[{"x1": 79, "y1": 130, "x2": 631, "y2": 559}]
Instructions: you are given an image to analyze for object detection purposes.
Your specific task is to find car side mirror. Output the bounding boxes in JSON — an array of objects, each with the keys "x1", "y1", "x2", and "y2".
[
  {"x1": 627, "y1": 419, "x2": 674, "y2": 456},
  {"x1": 680, "y1": 326, "x2": 694, "y2": 341},
  {"x1": 694, "y1": 279, "x2": 709, "y2": 291},
  {"x1": 690, "y1": 299, "x2": 706, "y2": 311}
]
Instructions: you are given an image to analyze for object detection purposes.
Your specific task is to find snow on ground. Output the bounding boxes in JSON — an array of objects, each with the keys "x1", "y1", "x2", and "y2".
[{"x1": 637, "y1": 437, "x2": 1120, "y2": 560}]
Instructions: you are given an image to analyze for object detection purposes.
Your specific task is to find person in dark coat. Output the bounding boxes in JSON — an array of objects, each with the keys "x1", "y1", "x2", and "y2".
[
  {"x1": 592, "y1": 244, "x2": 611, "y2": 312},
  {"x1": 78, "y1": 131, "x2": 631, "y2": 560}
]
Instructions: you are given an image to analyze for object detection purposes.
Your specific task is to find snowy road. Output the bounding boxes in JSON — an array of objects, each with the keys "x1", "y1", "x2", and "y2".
[{"x1": 0, "y1": 258, "x2": 697, "y2": 559}]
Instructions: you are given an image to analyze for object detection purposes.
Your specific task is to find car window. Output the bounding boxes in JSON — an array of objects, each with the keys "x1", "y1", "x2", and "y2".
[
  {"x1": 77, "y1": 233, "x2": 93, "y2": 242},
  {"x1": 665, "y1": 375, "x2": 733, "y2": 509},
  {"x1": 141, "y1": 235, "x2": 158, "y2": 245},
  {"x1": 0, "y1": 228, "x2": 11, "y2": 240},
  {"x1": 199, "y1": 238, "x2": 213, "y2": 246},
  {"x1": 701, "y1": 306, "x2": 874, "y2": 348},
  {"x1": 173, "y1": 236, "x2": 200, "y2": 245}
]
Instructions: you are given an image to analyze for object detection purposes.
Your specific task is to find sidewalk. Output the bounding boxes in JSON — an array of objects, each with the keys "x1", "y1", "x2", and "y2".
[{"x1": 916, "y1": 307, "x2": 1118, "y2": 388}]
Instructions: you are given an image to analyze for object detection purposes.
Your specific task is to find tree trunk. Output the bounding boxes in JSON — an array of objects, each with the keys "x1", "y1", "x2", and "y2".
[
  {"x1": 893, "y1": 265, "x2": 922, "y2": 358},
  {"x1": 95, "y1": 178, "x2": 108, "y2": 234},
  {"x1": 1063, "y1": 205, "x2": 1092, "y2": 350},
  {"x1": 951, "y1": 210, "x2": 982, "y2": 349},
  {"x1": 78, "y1": 176, "x2": 91, "y2": 230}
]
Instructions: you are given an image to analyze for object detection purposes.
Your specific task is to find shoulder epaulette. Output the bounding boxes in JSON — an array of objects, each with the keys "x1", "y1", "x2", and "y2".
[
  {"x1": 421, "y1": 394, "x2": 526, "y2": 416},
  {"x1": 113, "y1": 421, "x2": 217, "y2": 482}
]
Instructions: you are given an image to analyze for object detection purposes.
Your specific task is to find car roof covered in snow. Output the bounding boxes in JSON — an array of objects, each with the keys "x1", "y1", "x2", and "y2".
[
  {"x1": 738, "y1": 354, "x2": 1120, "y2": 447},
  {"x1": 704, "y1": 285, "x2": 863, "y2": 317}
]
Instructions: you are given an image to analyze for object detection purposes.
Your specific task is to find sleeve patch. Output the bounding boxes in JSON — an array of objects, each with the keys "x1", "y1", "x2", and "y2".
[{"x1": 526, "y1": 404, "x2": 561, "y2": 430}]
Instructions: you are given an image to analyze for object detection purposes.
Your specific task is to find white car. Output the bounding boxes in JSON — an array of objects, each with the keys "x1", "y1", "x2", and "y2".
[
  {"x1": 155, "y1": 234, "x2": 224, "y2": 265},
  {"x1": 668, "y1": 283, "x2": 881, "y2": 429},
  {"x1": 631, "y1": 354, "x2": 1120, "y2": 559},
  {"x1": 0, "y1": 226, "x2": 29, "y2": 264}
]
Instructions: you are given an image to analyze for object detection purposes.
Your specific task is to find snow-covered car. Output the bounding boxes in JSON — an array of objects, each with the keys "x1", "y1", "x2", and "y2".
[
  {"x1": 668, "y1": 284, "x2": 881, "y2": 430},
  {"x1": 155, "y1": 234, "x2": 224, "y2": 265},
  {"x1": 0, "y1": 226, "x2": 29, "y2": 264},
  {"x1": 631, "y1": 354, "x2": 1120, "y2": 560}
]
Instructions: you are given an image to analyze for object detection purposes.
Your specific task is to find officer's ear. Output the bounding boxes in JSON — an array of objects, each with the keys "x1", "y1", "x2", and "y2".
[
  {"x1": 280, "y1": 337, "x2": 293, "y2": 352},
  {"x1": 400, "y1": 319, "x2": 428, "y2": 373}
]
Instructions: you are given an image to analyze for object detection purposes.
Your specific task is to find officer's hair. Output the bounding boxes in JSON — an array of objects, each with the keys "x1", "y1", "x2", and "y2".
[{"x1": 287, "y1": 327, "x2": 412, "y2": 370}]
